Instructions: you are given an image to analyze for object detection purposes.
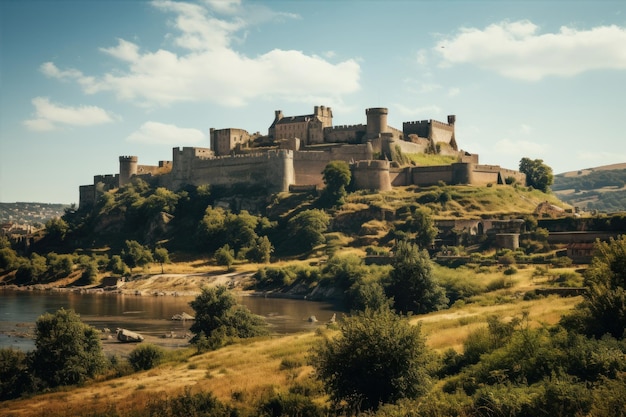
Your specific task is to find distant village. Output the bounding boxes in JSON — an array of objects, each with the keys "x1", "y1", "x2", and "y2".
[{"x1": 0, "y1": 203, "x2": 69, "y2": 237}]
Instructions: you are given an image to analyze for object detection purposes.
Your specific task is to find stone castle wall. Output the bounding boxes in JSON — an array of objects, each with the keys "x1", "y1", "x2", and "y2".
[
  {"x1": 168, "y1": 149, "x2": 294, "y2": 193},
  {"x1": 352, "y1": 160, "x2": 392, "y2": 191}
]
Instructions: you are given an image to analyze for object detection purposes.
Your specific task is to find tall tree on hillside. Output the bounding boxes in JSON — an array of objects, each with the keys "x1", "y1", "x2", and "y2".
[
  {"x1": 386, "y1": 240, "x2": 448, "y2": 315},
  {"x1": 321, "y1": 160, "x2": 351, "y2": 206},
  {"x1": 153, "y1": 246, "x2": 170, "y2": 273},
  {"x1": 121, "y1": 240, "x2": 154, "y2": 272},
  {"x1": 562, "y1": 235, "x2": 626, "y2": 339},
  {"x1": 519, "y1": 157, "x2": 554, "y2": 192}
]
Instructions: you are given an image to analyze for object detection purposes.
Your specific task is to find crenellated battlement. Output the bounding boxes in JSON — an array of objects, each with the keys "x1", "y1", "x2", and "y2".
[{"x1": 78, "y1": 106, "x2": 522, "y2": 209}]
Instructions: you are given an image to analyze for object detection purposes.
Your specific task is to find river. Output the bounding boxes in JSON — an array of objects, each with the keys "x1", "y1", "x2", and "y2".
[{"x1": 0, "y1": 290, "x2": 345, "y2": 352}]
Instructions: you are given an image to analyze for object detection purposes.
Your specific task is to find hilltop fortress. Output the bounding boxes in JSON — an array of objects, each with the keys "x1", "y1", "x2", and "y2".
[{"x1": 79, "y1": 106, "x2": 525, "y2": 208}]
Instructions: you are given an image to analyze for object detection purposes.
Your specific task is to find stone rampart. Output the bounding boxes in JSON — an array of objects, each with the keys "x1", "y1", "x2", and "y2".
[
  {"x1": 169, "y1": 149, "x2": 294, "y2": 193},
  {"x1": 352, "y1": 160, "x2": 392, "y2": 191}
]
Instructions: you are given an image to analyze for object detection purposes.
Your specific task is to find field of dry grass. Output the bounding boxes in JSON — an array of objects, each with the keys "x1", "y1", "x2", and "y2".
[{"x1": 2, "y1": 260, "x2": 585, "y2": 417}]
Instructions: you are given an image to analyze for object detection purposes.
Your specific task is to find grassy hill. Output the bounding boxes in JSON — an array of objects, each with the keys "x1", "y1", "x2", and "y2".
[{"x1": 553, "y1": 163, "x2": 626, "y2": 212}]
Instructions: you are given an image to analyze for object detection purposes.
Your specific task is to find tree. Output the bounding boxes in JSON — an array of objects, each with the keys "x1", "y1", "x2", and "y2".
[
  {"x1": 128, "y1": 344, "x2": 165, "y2": 371},
  {"x1": 215, "y1": 244, "x2": 235, "y2": 270},
  {"x1": 288, "y1": 209, "x2": 330, "y2": 251},
  {"x1": 321, "y1": 160, "x2": 351, "y2": 206},
  {"x1": 519, "y1": 157, "x2": 554, "y2": 192},
  {"x1": 45, "y1": 217, "x2": 69, "y2": 241},
  {"x1": 311, "y1": 307, "x2": 431, "y2": 412},
  {"x1": 245, "y1": 236, "x2": 273, "y2": 263},
  {"x1": 107, "y1": 254, "x2": 128, "y2": 276},
  {"x1": 405, "y1": 207, "x2": 438, "y2": 250},
  {"x1": 30, "y1": 308, "x2": 106, "y2": 388},
  {"x1": 121, "y1": 240, "x2": 154, "y2": 272},
  {"x1": 385, "y1": 240, "x2": 448, "y2": 315},
  {"x1": 0, "y1": 348, "x2": 33, "y2": 400},
  {"x1": 563, "y1": 236, "x2": 626, "y2": 339},
  {"x1": 189, "y1": 286, "x2": 267, "y2": 346},
  {"x1": 154, "y1": 247, "x2": 170, "y2": 273}
]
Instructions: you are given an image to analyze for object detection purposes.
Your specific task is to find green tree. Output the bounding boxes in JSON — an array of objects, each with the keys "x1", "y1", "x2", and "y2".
[
  {"x1": 30, "y1": 308, "x2": 106, "y2": 388},
  {"x1": 519, "y1": 157, "x2": 554, "y2": 192},
  {"x1": 121, "y1": 240, "x2": 154, "y2": 272},
  {"x1": 386, "y1": 240, "x2": 448, "y2": 315},
  {"x1": 321, "y1": 160, "x2": 351, "y2": 206},
  {"x1": 288, "y1": 209, "x2": 330, "y2": 251},
  {"x1": 128, "y1": 344, "x2": 165, "y2": 371},
  {"x1": 45, "y1": 217, "x2": 69, "y2": 241},
  {"x1": 0, "y1": 348, "x2": 33, "y2": 400},
  {"x1": 311, "y1": 307, "x2": 431, "y2": 412},
  {"x1": 196, "y1": 206, "x2": 227, "y2": 251},
  {"x1": 405, "y1": 207, "x2": 438, "y2": 250},
  {"x1": 0, "y1": 247, "x2": 20, "y2": 272},
  {"x1": 107, "y1": 254, "x2": 129, "y2": 276},
  {"x1": 215, "y1": 244, "x2": 235, "y2": 270},
  {"x1": 189, "y1": 286, "x2": 267, "y2": 346},
  {"x1": 245, "y1": 235, "x2": 273, "y2": 263},
  {"x1": 154, "y1": 246, "x2": 170, "y2": 273},
  {"x1": 563, "y1": 236, "x2": 626, "y2": 339}
]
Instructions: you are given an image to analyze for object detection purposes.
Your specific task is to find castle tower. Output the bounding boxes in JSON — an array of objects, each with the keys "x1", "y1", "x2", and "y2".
[
  {"x1": 314, "y1": 105, "x2": 333, "y2": 128},
  {"x1": 119, "y1": 156, "x2": 138, "y2": 187},
  {"x1": 447, "y1": 115, "x2": 458, "y2": 150},
  {"x1": 366, "y1": 107, "x2": 389, "y2": 139}
]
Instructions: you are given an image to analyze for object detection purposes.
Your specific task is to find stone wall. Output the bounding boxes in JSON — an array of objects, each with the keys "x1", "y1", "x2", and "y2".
[
  {"x1": 352, "y1": 160, "x2": 392, "y2": 191},
  {"x1": 168, "y1": 150, "x2": 294, "y2": 193}
]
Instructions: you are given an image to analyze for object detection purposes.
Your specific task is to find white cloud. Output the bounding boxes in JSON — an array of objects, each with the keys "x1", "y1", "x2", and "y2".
[
  {"x1": 447, "y1": 87, "x2": 460, "y2": 97},
  {"x1": 202, "y1": 0, "x2": 241, "y2": 15},
  {"x1": 23, "y1": 97, "x2": 117, "y2": 131},
  {"x1": 43, "y1": 1, "x2": 359, "y2": 108},
  {"x1": 127, "y1": 121, "x2": 205, "y2": 145},
  {"x1": 436, "y1": 20, "x2": 626, "y2": 80}
]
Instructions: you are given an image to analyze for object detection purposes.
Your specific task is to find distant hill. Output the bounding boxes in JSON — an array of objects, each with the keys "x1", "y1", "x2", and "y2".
[
  {"x1": 0, "y1": 202, "x2": 70, "y2": 226},
  {"x1": 553, "y1": 163, "x2": 626, "y2": 212}
]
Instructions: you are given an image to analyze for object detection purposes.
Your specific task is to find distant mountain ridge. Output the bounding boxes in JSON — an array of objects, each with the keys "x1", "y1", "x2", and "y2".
[{"x1": 553, "y1": 163, "x2": 626, "y2": 212}]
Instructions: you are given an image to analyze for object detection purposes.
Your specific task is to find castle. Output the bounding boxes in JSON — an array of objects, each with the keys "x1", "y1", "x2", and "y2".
[{"x1": 79, "y1": 106, "x2": 525, "y2": 208}]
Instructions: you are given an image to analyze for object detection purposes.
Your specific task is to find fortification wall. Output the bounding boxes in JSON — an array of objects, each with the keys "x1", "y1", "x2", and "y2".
[
  {"x1": 389, "y1": 167, "x2": 410, "y2": 186},
  {"x1": 352, "y1": 160, "x2": 392, "y2": 191},
  {"x1": 324, "y1": 124, "x2": 366, "y2": 143},
  {"x1": 403, "y1": 119, "x2": 455, "y2": 146},
  {"x1": 292, "y1": 144, "x2": 372, "y2": 186},
  {"x1": 79, "y1": 185, "x2": 95, "y2": 208},
  {"x1": 411, "y1": 165, "x2": 455, "y2": 186},
  {"x1": 137, "y1": 164, "x2": 172, "y2": 176},
  {"x1": 169, "y1": 150, "x2": 294, "y2": 193},
  {"x1": 93, "y1": 174, "x2": 119, "y2": 189},
  {"x1": 386, "y1": 138, "x2": 430, "y2": 155}
]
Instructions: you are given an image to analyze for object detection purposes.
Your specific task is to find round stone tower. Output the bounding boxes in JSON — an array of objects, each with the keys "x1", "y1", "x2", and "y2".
[
  {"x1": 119, "y1": 156, "x2": 138, "y2": 187},
  {"x1": 366, "y1": 107, "x2": 388, "y2": 139}
]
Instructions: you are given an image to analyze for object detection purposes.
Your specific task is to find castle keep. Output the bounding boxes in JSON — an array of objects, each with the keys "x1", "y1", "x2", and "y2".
[{"x1": 79, "y1": 106, "x2": 525, "y2": 208}]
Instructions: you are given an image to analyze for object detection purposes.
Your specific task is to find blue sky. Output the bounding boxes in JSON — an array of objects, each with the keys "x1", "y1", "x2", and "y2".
[{"x1": 1, "y1": 0, "x2": 625, "y2": 204}]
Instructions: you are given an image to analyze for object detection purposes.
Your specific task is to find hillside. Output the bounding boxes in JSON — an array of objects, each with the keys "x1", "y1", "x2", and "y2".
[{"x1": 553, "y1": 163, "x2": 626, "y2": 212}]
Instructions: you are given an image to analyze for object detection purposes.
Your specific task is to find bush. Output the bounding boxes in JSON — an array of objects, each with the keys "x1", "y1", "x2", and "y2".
[
  {"x1": 311, "y1": 307, "x2": 431, "y2": 412},
  {"x1": 30, "y1": 308, "x2": 107, "y2": 388},
  {"x1": 0, "y1": 348, "x2": 33, "y2": 400},
  {"x1": 258, "y1": 392, "x2": 325, "y2": 417},
  {"x1": 128, "y1": 344, "x2": 165, "y2": 371}
]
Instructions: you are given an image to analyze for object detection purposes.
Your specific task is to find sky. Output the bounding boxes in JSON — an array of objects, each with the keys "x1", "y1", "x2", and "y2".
[{"x1": 1, "y1": 0, "x2": 625, "y2": 204}]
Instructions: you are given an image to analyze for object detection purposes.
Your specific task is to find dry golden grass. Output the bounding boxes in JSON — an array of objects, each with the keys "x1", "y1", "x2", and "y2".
[{"x1": 3, "y1": 262, "x2": 586, "y2": 416}]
